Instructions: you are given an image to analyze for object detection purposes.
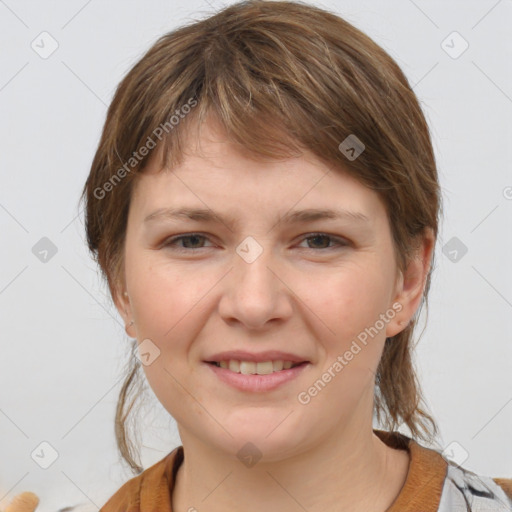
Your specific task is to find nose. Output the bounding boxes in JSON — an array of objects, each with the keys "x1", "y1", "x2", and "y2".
[{"x1": 218, "y1": 241, "x2": 293, "y2": 330}]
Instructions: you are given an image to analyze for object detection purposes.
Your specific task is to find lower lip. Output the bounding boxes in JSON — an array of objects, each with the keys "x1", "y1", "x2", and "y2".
[{"x1": 204, "y1": 362, "x2": 310, "y2": 392}]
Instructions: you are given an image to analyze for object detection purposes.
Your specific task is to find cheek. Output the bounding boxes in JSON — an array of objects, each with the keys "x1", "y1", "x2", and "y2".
[
  {"x1": 129, "y1": 262, "x2": 211, "y2": 420},
  {"x1": 130, "y1": 260, "x2": 212, "y2": 335},
  {"x1": 311, "y1": 263, "x2": 392, "y2": 342},
  {"x1": 299, "y1": 267, "x2": 390, "y2": 415}
]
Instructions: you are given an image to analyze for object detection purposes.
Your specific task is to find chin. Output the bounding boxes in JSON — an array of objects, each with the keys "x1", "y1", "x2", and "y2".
[
  {"x1": 206, "y1": 413, "x2": 306, "y2": 462},
  {"x1": 214, "y1": 435, "x2": 302, "y2": 466}
]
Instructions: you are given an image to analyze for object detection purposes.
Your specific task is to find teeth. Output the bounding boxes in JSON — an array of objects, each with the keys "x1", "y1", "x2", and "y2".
[
  {"x1": 214, "y1": 359, "x2": 303, "y2": 375},
  {"x1": 272, "y1": 360, "x2": 284, "y2": 371},
  {"x1": 256, "y1": 361, "x2": 274, "y2": 375},
  {"x1": 240, "y1": 361, "x2": 256, "y2": 375},
  {"x1": 229, "y1": 360, "x2": 240, "y2": 372}
]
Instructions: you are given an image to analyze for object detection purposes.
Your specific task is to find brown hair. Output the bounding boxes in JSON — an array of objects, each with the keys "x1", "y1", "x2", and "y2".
[{"x1": 80, "y1": 0, "x2": 442, "y2": 474}]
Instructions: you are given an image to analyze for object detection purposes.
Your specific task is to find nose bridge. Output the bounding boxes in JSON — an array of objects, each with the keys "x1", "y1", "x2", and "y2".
[
  {"x1": 218, "y1": 235, "x2": 290, "y2": 328},
  {"x1": 234, "y1": 234, "x2": 277, "y2": 298}
]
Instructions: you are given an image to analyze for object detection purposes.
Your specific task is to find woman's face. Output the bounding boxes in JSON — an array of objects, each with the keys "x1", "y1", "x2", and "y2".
[{"x1": 116, "y1": 118, "x2": 429, "y2": 460}]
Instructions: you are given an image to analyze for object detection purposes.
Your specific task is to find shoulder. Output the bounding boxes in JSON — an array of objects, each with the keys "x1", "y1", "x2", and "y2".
[
  {"x1": 99, "y1": 446, "x2": 183, "y2": 512},
  {"x1": 493, "y1": 478, "x2": 512, "y2": 502},
  {"x1": 374, "y1": 429, "x2": 512, "y2": 511},
  {"x1": 438, "y1": 461, "x2": 512, "y2": 511},
  {"x1": 99, "y1": 474, "x2": 142, "y2": 512}
]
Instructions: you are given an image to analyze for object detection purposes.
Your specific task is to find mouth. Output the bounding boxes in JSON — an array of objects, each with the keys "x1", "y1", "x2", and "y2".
[
  {"x1": 205, "y1": 359, "x2": 308, "y2": 375},
  {"x1": 203, "y1": 358, "x2": 311, "y2": 392}
]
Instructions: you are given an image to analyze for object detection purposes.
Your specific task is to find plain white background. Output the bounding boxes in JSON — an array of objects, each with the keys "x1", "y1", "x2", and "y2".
[{"x1": 1, "y1": 0, "x2": 511, "y2": 510}]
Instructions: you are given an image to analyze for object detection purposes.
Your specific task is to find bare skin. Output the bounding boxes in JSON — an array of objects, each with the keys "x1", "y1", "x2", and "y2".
[{"x1": 114, "y1": 116, "x2": 433, "y2": 512}]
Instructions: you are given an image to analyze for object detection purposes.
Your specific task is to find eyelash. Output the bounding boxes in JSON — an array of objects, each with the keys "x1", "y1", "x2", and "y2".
[{"x1": 161, "y1": 232, "x2": 349, "y2": 253}]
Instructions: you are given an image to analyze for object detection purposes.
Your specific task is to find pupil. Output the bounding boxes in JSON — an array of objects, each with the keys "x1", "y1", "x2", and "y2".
[
  {"x1": 186, "y1": 235, "x2": 202, "y2": 248},
  {"x1": 310, "y1": 235, "x2": 328, "y2": 248}
]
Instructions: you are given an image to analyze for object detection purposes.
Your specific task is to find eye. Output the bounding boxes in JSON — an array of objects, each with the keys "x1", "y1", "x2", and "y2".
[
  {"x1": 298, "y1": 233, "x2": 348, "y2": 250},
  {"x1": 161, "y1": 232, "x2": 348, "y2": 253},
  {"x1": 162, "y1": 233, "x2": 213, "y2": 251}
]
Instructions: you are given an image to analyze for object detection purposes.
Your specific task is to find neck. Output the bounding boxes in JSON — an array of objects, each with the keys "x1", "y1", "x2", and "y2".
[{"x1": 171, "y1": 421, "x2": 409, "y2": 512}]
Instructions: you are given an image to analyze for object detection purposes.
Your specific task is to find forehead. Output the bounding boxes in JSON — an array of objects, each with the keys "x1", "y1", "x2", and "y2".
[{"x1": 130, "y1": 117, "x2": 387, "y2": 228}]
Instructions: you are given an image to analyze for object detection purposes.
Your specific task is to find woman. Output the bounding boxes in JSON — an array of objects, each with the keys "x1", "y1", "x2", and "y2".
[{"x1": 79, "y1": 1, "x2": 512, "y2": 511}]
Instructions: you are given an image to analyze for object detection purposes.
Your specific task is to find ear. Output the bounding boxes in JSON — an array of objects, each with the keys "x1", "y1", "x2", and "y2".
[
  {"x1": 112, "y1": 279, "x2": 136, "y2": 339},
  {"x1": 385, "y1": 228, "x2": 435, "y2": 338}
]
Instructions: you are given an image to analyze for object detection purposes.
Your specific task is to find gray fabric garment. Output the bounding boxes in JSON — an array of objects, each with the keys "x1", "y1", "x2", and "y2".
[{"x1": 438, "y1": 463, "x2": 512, "y2": 511}]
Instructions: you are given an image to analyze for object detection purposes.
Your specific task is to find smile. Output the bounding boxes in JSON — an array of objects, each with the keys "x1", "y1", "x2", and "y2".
[
  {"x1": 207, "y1": 360, "x2": 304, "y2": 375},
  {"x1": 204, "y1": 360, "x2": 310, "y2": 392}
]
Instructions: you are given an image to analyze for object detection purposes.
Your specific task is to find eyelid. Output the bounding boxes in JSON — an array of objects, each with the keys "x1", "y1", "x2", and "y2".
[
  {"x1": 161, "y1": 232, "x2": 215, "y2": 250},
  {"x1": 296, "y1": 232, "x2": 349, "y2": 249},
  {"x1": 161, "y1": 232, "x2": 349, "y2": 251}
]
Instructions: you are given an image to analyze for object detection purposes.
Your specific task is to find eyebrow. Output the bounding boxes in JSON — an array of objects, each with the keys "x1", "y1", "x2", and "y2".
[{"x1": 143, "y1": 207, "x2": 370, "y2": 228}]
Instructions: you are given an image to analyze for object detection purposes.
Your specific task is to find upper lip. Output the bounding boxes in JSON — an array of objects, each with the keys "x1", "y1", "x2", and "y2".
[{"x1": 204, "y1": 350, "x2": 310, "y2": 364}]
